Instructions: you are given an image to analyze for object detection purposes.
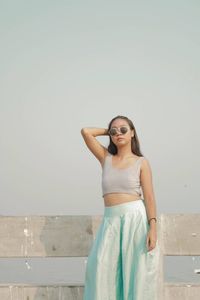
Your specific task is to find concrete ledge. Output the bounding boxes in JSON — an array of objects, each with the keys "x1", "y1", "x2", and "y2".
[
  {"x1": 164, "y1": 282, "x2": 200, "y2": 300},
  {"x1": 0, "y1": 283, "x2": 200, "y2": 300},
  {"x1": 0, "y1": 285, "x2": 84, "y2": 300}
]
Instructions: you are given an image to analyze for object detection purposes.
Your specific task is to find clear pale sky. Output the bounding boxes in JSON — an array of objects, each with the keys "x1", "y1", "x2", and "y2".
[{"x1": 0, "y1": 0, "x2": 199, "y2": 217}]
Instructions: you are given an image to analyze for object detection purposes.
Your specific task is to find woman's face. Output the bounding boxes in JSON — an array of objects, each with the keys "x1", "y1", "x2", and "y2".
[{"x1": 109, "y1": 119, "x2": 134, "y2": 146}]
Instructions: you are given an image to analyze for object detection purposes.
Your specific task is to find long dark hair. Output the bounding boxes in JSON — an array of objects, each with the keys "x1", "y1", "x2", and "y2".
[{"x1": 107, "y1": 115, "x2": 144, "y2": 156}]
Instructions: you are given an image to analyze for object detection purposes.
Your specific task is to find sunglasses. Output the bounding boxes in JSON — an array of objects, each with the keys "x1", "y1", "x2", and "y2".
[{"x1": 108, "y1": 126, "x2": 129, "y2": 136}]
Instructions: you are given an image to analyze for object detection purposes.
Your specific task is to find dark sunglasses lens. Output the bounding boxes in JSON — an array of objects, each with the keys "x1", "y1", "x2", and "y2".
[
  {"x1": 109, "y1": 128, "x2": 117, "y2": 136},
  {"x1": 120, "y1": 127, "x2": 128, "y2": 134}
]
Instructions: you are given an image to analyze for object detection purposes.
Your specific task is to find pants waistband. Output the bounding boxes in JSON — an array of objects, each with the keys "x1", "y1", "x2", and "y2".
[{"x1": 104, "y1": 199, "x2": 145, "y2": 217}]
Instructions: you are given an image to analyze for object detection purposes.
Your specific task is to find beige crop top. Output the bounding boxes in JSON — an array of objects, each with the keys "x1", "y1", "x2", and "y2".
[{"x1": 102, "y1": 152, "x2": 145, "y2": 198}]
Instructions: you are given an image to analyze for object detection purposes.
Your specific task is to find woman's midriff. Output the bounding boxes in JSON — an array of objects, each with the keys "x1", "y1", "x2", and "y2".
[{"x1": 103, "y1": 193, "x2": 142, "y2": 207}]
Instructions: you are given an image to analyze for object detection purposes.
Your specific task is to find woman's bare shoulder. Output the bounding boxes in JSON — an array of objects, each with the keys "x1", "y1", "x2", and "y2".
[{"x1": 140, "y1": 156, "x2": 152, "y2": 172}]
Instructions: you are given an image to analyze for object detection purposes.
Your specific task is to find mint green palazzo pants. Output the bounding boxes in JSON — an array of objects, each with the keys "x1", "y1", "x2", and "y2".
[{"x1": 83, "y1": 199, "x2": 159, "y2": 300}]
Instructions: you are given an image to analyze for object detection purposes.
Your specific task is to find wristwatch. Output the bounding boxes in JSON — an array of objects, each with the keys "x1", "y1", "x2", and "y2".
[{"x1": 148, "y1": 217, "x2": 157, "y2": 225}]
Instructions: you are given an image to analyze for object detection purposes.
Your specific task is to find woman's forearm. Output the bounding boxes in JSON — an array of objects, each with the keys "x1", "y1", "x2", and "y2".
[
  {"x1": 145, "y1": 197, "x2": 157, "y2": 230},
  {"x1": 81, "y1": 127, "x2": 109, "y2": 137}
]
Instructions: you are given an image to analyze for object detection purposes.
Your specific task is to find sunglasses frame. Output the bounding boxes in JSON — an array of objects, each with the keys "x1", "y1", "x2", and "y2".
[{"x1": 108, "y1": 126, "x2": 130, "y2": 136}]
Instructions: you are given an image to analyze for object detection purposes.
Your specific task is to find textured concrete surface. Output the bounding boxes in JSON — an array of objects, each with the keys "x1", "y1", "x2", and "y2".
[{"x1": 0, "y1": 214, "x2": 199, "y2": 299}]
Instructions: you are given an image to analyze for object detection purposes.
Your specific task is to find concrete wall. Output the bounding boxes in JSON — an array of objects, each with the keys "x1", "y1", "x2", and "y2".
[{"x1": 0, "y1": 214, "x2": 199, "y2": 300}]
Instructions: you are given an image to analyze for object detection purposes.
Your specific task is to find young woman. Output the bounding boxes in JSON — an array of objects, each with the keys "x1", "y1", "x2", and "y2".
[{"x1": 81, "y1": 115, "x2": 159, "y2": 300}]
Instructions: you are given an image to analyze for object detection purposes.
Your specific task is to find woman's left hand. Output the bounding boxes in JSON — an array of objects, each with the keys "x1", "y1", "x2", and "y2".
[{"x1": 146, "y1": 228, "x2": 157, "y2": 252}]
